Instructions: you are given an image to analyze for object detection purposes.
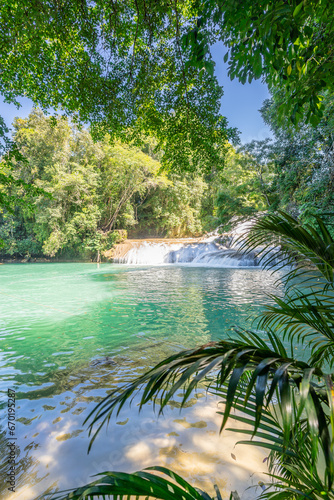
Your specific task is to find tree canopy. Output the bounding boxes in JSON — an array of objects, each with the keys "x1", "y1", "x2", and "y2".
[
  {"x1": 192, "y1": 0, "x2": 333, "y2": 125},
  {"x1": 1, "y1": 0, "x2": 333, "y2": 174},
  {"x1": 0, "y1": 0, "x2": 232, "y2": 173}
]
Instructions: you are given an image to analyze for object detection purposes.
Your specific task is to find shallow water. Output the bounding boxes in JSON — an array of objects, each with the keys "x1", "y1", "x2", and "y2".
[{"x1": 0, "y1": 263, "x2": 284, "y2": 499}]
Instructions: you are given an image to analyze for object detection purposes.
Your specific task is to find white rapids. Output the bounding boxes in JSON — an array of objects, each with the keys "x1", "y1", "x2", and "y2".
[{"x1": 115, "y1": 240, "x2": 261, "y2": 268}]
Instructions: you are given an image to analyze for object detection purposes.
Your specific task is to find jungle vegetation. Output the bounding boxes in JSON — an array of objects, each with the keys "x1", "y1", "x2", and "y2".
[
  {"x1": 1, "y1": 94, "x2": 333, "y2": 260},
  {"x1": 1, "y1": 0, "x2": 333, "y2": 258},
  {"x1": 0, "y1": 108, "x2": 270, "y2": 260}
]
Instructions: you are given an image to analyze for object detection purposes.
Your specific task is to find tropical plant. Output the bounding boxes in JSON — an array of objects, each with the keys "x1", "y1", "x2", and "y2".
[
  {"x1": 0, "y1": 115, "x2": 48, "y2": 214},
  {"x1": 53, "y1": 211, "x2": 334, "y2": 499},
  {"x1": 52, "y1": 466, "x2": 237, "y2": 500},
  {"x1": 136, "y1": 173, "x2": 207, "y2": 237},
  {"x1": 259, "y1": 91, "x2": 334, "y2": 225},
  {"x1": 5, "y1": 110, "x2": 270, "y2": 256},
  {"x1": 0, "y1": 0, "x2": 233, "y2": 174},
  {"x1": 187, "y1": 0, "x2": 334, "y2": 125},
  {"x1": 0, "y1": 110, "x2": 168, "y2": 259}
]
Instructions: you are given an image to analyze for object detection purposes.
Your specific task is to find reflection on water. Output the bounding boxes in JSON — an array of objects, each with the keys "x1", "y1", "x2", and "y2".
[{"x1": 0, "y1": 264, "x2": 283, "y2": 499}]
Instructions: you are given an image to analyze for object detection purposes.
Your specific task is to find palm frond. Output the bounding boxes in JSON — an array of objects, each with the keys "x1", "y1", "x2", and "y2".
[
  {"x1": 67, "y1": 210, "x2": 334, "y2": 500},
  {"x1": 212, "y1": 379, "x2": 334, "y2": 493},
  {"x1": 237, "y1": 211, "x2": 334, "y2": 288},
  {"x1": 259, "y1": 465, "x2": 334, "y2": 500},
  {"x1": 84, "y1": 330, "x2": 327, "y2": 454},
  {"x1": 257, "y1": 291, "x2": 334, "y2": 368},
  {"x1": 51, "y1": 466, "x2": 218, "y2": 500}
]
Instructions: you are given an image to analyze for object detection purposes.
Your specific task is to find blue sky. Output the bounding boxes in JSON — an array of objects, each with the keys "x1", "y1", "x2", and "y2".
[
  {"x1": 0, "y1": 42, "x2": 272, "y2": 145},
  {"x1": 212, "y1": 42, "x2": 272, "y2": 143}
]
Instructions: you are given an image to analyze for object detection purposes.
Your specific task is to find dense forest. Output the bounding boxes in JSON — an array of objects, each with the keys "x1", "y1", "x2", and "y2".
[
  {"x1": 0, "y1": 109, "x2": 264, "y2": 260},
  {"x1": 1, "y1": 91, "x2": 333, "y2": 261}
]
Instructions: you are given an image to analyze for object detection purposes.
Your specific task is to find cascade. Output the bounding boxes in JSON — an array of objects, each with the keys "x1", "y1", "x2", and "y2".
[{"x1": 114, "y1": 233, "x2": 262, "y2": 268}]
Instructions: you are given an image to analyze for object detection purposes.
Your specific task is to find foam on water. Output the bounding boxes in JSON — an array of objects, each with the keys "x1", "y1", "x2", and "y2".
[{"x1": 116, "y1": 241, "x2": 260, "y2": 267}]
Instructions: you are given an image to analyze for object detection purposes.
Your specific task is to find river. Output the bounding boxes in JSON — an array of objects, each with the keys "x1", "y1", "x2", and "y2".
[{"x1": 0, "y1": 263, "x2": 284, "y2": 499}]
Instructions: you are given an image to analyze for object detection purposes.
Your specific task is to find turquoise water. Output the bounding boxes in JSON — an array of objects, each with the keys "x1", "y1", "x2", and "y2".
[{"x1": 0, "y1": 263, "x2": 283, "y2": 498}]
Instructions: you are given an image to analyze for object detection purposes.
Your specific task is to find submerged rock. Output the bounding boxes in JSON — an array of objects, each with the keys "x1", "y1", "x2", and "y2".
[{"x1": 89, "y1": 356, "x2": 118, "y2": 367}]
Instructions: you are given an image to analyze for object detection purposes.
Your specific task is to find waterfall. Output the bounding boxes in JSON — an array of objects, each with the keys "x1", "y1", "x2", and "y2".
[{"x1": 114, "y1": 239, "x2": 261, "y2": 268}]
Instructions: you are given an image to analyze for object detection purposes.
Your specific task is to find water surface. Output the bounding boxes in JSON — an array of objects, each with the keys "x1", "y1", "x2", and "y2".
[{"x1": 0, "y1": 263, "x2": 283, "y2": 499}]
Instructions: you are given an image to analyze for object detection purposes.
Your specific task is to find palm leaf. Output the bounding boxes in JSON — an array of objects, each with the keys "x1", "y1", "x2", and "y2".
[
  {"x1": 212, "y1": 386, "x2": 334, "y2": 498},
  {"x1": 237, "y1": 211, "x2": 334, "y2": 288},
  {"x1": 84, "y1": 330, "x2": 329, "y2": 458},
  {"x1": 257, "y1": 290, "x2": 334, "y2": 368},
  {"x1": 259, "y1": 465, "x2": 334, "y2": 500},
  {"x1": 73, "y1": 210, "x2": 334, "y2": 500},
  {"x1": 51, "y1": 466, "x2": 218, "y2": 500},
  {"x1": 212, "y1": 379, "x2": 334, "y2": 493}
]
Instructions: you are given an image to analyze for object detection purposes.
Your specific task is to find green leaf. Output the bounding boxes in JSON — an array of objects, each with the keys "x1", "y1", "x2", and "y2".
[
  {"x1": 52, "y1": 467, "x2": 212, "y2": 500},
  {"x1": 253, "y1": 51, "x2": 262, "y2": 78},
  {"x1": 204, "y1": 61, "x2": 214, "y2": 76}
]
